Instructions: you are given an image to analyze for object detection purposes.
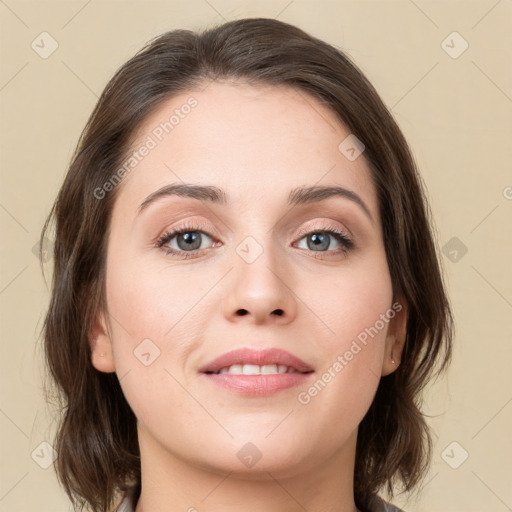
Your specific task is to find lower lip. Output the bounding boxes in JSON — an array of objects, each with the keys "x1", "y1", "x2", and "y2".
[{"x1": 200, "y1": 372, "x2": 314, "y2": 396}]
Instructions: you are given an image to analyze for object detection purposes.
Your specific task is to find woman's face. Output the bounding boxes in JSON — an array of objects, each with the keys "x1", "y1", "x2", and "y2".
[{"x1": 91, "y1": 81, "x2": 406, "y2": 478}]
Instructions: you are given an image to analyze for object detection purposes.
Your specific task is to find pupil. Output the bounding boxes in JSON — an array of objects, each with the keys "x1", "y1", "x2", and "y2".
[{"x1": 178, "y1": 232, "x2": 201, "y2": 250}]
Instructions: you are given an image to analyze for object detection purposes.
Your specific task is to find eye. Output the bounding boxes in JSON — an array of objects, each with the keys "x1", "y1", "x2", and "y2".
[
  {"x1": 156, "y1": 223, "x2": 217, "y2": 259},
  {"x1": 155, "y1": 222, "x2": 354, "y2": 259},
  {"x1": 294, "y1": 225, "x2": 354, "y2": 257}
]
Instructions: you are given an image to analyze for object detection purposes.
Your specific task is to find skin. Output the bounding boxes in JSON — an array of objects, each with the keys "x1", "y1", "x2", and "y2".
[{"x1": 89, "y1": 81, "x2": 407, "y2": 512}]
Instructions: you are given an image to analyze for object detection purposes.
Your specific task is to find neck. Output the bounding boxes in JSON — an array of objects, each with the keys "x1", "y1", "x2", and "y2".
[{"x1": 133, "y1": 427, "x2": 360, "y2": 512}]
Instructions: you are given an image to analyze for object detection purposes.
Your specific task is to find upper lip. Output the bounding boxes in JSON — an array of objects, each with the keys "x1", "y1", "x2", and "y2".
[{"x1": 199, "y1": 348, "x2": 314, "y2": 374}]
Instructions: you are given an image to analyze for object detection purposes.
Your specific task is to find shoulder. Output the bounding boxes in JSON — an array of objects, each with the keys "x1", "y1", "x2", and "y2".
[
  {"x1": 369, "y1": 495, "x2": 406, "y2": 512},
  {"x1": 115, "y1": 498, "x2": 133, "y2": 512},
  {"x1": 115, "y1": 486, "x2": 138, "y2": 512},
  {"x1": 116, "y1": 495, "x2": 134, "y2": 512}
]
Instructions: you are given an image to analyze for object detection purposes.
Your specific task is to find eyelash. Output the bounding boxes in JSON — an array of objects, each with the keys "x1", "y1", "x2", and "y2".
[{"x1": 155, "y1": 222, "x2": 354, "y2": 260}]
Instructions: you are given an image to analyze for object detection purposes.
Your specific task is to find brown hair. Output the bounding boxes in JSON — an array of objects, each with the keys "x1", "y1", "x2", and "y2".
[{"x1": 39, "y1": 17, "x2": 453, "y2": 512}]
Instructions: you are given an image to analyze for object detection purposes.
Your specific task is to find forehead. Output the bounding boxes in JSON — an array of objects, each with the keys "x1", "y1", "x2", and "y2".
[{"x1": 115, "y1": 80, "x2": 378, "y2": 220}]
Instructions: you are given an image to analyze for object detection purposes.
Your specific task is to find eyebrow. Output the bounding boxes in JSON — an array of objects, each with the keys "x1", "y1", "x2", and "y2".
[
  {"x1": 136, "y1": 183, "x2": 373, "y2": 223},
  {"x1": 137, "y1": 184, "x2": 228, "y2": 214}
]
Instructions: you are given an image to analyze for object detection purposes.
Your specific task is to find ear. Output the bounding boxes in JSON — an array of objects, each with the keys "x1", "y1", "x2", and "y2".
[
  {"x1": 381, "y1": 297, "x2": 408, "y2": 377},
  {"x1": 89, "y1": 309, "x2": 116, "y2": 373}
]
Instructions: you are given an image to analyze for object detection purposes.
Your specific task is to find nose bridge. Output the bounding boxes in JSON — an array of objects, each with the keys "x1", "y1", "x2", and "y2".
[{"x1": 222, "y1": 227, "x2": 297, "y2": 324}]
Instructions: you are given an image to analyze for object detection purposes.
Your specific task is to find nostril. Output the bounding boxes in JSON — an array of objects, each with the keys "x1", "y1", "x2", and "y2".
[{"x1": 235, "y1": 308, "x2": 284, "y2": 316}]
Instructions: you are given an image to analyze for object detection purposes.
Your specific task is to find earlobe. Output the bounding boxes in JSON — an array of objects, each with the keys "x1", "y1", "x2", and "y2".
[
  {"x1": 381, "y1": 298, "x2": 408, "y2": 376},
  {"x1": 89, "y1": 309, "x2": 116, "y2": 373}
]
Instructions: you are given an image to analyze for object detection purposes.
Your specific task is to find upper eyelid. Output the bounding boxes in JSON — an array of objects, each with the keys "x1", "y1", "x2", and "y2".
[
  {"x1": 162, "y1": 222, "x2": 350, "y2": 240},
  {"x1": 295, "y1": 222, "x2": 350, "y2": 237}
]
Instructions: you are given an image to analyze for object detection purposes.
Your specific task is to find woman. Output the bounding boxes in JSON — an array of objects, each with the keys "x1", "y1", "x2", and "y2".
[{"x1": 40, "y1": 17, "x2": 453, "y2": 512}]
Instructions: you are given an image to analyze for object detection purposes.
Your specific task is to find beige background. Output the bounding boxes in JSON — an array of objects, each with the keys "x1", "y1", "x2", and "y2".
[{"x1": 1, "y1": 1, "x2": 511, "y2": 511}]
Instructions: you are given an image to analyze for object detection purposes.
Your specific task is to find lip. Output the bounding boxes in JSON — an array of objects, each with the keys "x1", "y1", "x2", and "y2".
[
  {"x1": 198, "y1": 347, "x2": 315, "y2": 397},
  {"x1": 200, "y1": 372, "x2": 314, "y2": 396},
  {"x1": 198, "y1": 347, "x2": 314, "y2": 374}
]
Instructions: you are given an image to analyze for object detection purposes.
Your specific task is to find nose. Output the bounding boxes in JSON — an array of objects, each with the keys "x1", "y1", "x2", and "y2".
[{"x1": 222, "y1": 239, "x2": 298, "y2": 325}]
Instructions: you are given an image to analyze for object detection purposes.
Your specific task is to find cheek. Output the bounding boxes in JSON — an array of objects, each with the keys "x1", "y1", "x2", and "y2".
[
  {"x1": 103, "y1": 257, "x2": 209, "y2": 425},
  {"x1": 295, "y1": 255, "x2": 393, "y2": 408},
  {"x1": 104, "y1": 253, "x2": 218, "y2": 384},
  {"x1": 302, "y1": 255, "x2": 393, "y2": 350},
  {"x1": 105, "y1": 252, "x2": 209, "y2": 339}
]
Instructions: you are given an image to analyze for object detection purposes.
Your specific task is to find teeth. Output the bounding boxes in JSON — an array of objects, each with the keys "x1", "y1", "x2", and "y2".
[{"x1": 217, "y1": 364, "x2": 299, "y2": 375}]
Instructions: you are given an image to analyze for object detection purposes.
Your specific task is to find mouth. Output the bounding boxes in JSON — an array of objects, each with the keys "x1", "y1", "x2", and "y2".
[
  {"x1": 198, "y1": 347, "x2": 314, "y2": 374},
  {"x1": 206, "y1": 363, "x2": 309, "y2": 375},
  {"x1": 198, "y1": 347, "x2": 315, "y2": 396}
]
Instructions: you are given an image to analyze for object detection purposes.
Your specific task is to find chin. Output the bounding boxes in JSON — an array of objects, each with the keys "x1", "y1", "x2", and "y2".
[{"x1": 185, "y1": 435, "x2": 320, "y2": 480}]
